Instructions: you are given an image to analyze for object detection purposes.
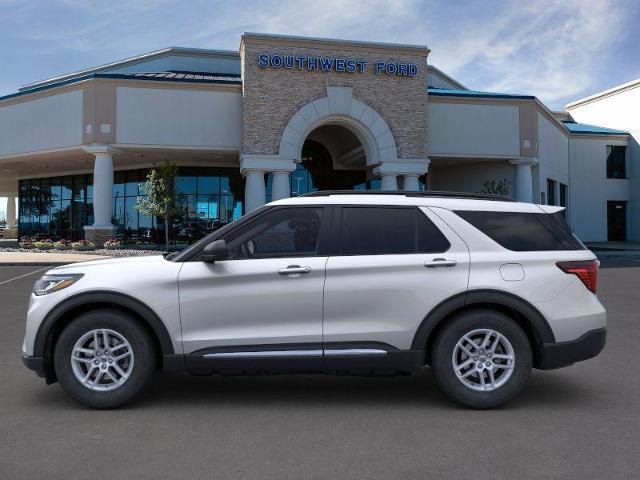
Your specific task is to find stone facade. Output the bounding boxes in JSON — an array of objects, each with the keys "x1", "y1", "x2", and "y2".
[{"x1": 240, "y1": 35, "x2": 429, "y2": 161}]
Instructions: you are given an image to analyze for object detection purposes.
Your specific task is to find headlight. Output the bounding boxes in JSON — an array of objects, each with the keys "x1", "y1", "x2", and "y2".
[{"x1": 33, "y1": 274, "x2": 83, "y2": 296}]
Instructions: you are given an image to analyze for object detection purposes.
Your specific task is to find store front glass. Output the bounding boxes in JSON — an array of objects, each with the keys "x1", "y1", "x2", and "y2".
[{"x1": 19, "y1": 166, "x2": 244, "y2": 244}]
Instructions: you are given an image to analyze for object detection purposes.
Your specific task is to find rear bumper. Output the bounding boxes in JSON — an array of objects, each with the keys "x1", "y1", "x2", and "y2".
[
  {"x1": 22, "y1": 352, "x2": 47, "y2": 378},
  {"x1": 538, "y1": 327, "x2": 606, "y2": 370}
]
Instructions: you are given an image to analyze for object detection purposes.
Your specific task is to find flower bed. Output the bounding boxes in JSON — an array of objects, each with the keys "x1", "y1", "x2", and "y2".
[
  {"x1": 54, "y1": 240, "x2": 73, "y2": 250},
  {"x1": 33, "y1": 240, "x2": 54, "y2": 250},
  {"x1": 70, "y1": 240, "x2": 96, "y2": 251},
  {"x1": 103, "y1": 239, "x2": 123, "y2": 250}
]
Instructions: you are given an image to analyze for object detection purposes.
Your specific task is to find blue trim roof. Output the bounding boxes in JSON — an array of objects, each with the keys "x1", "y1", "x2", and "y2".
[
  {"x1": 428, "y1": 87, "x2": 535, "y2": 100},
  {"x1": 562, "y1": 121, "x2": 628, "y2": 135},
  {"x1": 0, "y1": 72, "x2": 242, "y2": 102}
]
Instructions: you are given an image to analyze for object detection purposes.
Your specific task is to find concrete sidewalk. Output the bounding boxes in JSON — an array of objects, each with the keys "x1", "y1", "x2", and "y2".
[{"x1": 0, "y1": 251, "x2": 110, "y2": 265}]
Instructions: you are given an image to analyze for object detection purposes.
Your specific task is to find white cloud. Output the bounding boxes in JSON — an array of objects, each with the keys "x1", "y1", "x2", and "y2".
[
  {"x1": 426, "y1": 0, "x2": 630, "y2": 107},
  {"x1": 2, "y1": 0, "x2": 634, "y2": 108}
]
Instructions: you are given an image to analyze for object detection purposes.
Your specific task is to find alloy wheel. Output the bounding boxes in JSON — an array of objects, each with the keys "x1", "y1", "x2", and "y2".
[{"x1": 70, "y1": 329, "x2": 135, "y2": 391}]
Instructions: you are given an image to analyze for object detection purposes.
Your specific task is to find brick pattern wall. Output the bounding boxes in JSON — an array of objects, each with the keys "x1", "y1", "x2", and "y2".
[{"x1": 241, "y1": 39, "x2": 428, "y2": 159}]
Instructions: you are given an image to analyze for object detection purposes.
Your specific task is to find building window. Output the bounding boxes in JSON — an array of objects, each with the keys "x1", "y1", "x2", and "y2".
[
  {"x1": 547, "y1": 179, "x2": 557, "y2": 206},
  {"x1": 559, "y1": 183, "x2": 568, "y2": 217},
  {"x1": 18, "y1": 166, "x2": 244, "y2": 244},
  {"x1": 18, "y1": 175, "x2": 92, "y2": 241},
  {"x1": 606, "y1": 145, "x2": 626, "y2": 179}
]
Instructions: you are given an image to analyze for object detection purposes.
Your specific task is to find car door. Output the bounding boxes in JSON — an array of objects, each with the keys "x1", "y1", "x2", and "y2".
[
  {"x1": 322, "y1": 205, "x2": 470, "y2": 357},
  {"x1": 178, "y1": 205, "x2": 330, "y2": 370}
]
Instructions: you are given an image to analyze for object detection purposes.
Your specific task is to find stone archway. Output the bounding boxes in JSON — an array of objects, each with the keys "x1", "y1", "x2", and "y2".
[{"x1": 278, "y1": 86, "x2": 398, "y2": 166}]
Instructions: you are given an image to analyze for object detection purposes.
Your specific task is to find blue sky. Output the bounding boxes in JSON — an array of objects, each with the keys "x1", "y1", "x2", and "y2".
[{"x1": 1, "y1": 0, "x2": 639, "y2": 108}]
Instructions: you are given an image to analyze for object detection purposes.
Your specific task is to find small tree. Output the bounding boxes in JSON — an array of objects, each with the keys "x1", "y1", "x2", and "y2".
[
  {"x1": 481, "y1": 178, "x2": 510, "y2": 196},
  {"x1": 136, "y1": 161, "x2": 181, "y2": 250}
]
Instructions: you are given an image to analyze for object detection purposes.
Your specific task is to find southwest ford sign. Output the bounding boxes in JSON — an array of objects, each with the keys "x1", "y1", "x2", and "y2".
[{"x1": 257, "y1": 54, "x2": 418, "y2": 77}]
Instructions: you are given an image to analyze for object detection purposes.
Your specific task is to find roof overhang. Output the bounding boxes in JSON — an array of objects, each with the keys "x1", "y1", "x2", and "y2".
[
  {"x1": 19, "y1": 47, "x2": 240, "y2": 93},
  {"x1": 565, "y1": 78, "x2": 640, "y2": 110}
]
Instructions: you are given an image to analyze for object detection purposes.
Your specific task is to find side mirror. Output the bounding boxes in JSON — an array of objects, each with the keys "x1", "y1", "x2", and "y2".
[{"x1": 201, "y1": 239, "x2": 229, "y2": 263}]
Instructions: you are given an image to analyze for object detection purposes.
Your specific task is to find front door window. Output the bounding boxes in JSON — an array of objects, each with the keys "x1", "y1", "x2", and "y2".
[{"x1": 225, "y1": 207, "x2": 324, "y2": 259}]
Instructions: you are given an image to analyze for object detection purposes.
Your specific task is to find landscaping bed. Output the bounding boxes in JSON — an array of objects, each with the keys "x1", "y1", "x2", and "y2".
[{"x1": 0, "y1": 247, "x2": 162, "y2": 257}]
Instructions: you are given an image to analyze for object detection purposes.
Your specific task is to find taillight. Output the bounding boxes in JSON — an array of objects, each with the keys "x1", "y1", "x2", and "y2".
[{"x1": 556, "y1": 260, "x2": 598, "y2": 293}]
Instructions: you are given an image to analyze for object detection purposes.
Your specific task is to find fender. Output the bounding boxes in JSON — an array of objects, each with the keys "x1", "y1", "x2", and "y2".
[
  {"x1": 34, "y1": 291, "x2": 175, "y2": 358},
  {"x1": 411, "y1": 289, "x2": 556, "y2": 350}
]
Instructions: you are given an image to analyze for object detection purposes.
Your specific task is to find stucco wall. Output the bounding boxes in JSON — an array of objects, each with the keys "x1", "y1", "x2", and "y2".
[
  {"x1": 0, "y1": 90, "x2": 83, "y2": 156},
  {"x1": 427, "y1": 102, "x2": 520, "y2": 157},
  {"x1": 240, "y1": 37, "x2": 428, "y2": 159},
  {"x1": 537, "y1": 112, "x2": 569, "y2": 205},
  {"x1": 429, "y1": 161, "x2": 515, "y2": 196},
  {"x1": 568, "y1": 86, "x2": 640, "y2": 241},
  {"x1": 115, "y1": 87, "x2": 242, "y2": 148}
]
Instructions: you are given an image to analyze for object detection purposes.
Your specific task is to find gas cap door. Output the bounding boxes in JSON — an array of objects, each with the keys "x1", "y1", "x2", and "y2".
[{"x1": 500, "y1": 263, "x2": 525, "y2": 281}]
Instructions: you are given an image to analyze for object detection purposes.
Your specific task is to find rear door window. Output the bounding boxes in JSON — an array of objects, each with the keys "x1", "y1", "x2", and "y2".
[
  {"x1": 454, "y1": 210, "x2": 585, "y2": 251},
  {"x1": 339, "y1": 207, "x2": 450, "y2": 255}
]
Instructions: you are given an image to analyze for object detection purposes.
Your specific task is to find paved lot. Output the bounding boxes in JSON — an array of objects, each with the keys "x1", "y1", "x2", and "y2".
[{"x1": 1, "y1": 259, "x2": 639, "y2": 479}]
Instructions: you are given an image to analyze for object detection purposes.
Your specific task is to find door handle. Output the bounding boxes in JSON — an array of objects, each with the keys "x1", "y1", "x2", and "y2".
[
  {"x1": 424, "y1": 258, "x2": 457, "y2": 268},
  {"x1": 278, "y1": 265, "x2": 311, "y2": 275}
]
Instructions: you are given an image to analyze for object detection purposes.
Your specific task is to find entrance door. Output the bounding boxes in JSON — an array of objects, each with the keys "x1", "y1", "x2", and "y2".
[
  {"x1": 607, "y1": 201, "x2": 627, "y2": 241},
  {"x1": 178, "y1": 206, "x2": 329, "y2": 365}
]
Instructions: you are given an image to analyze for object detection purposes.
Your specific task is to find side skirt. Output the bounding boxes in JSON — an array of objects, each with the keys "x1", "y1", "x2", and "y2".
[{"x1": 177, "y1": 343, "x2": 425, "y2": 377}]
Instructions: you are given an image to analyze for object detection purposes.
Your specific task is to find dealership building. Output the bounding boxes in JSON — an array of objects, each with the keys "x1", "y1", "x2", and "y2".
[{"x1": 0, "y1": 33, "x2": 637, "y2": 244}]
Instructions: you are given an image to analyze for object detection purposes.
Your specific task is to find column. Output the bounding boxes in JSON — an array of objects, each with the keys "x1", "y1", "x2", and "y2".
[
  {"x1": 6, "y1": 195, "x2": 16, "y2": 228},
  {"x1": 381, "y1": 174, "x2": 398, "y2": 191},
  {"x1": 92, "y1": 152, "x2": 115, "y2": 227},
  {"x1": 241, "y1": 154, "x2": 295, "y2": 212},
  {"x1": 271, "y1": 171, "x2": 291, "y2": 201},
  {"x1": 402, "y1": 174, "x2": 420, "y2": 192},
  {"x1": 510, "y1": 158, "x2": 537, "y2": 203},
  {"x1": 83, "y1": 145, "x2": 117, "y2": 245},
  {"x1": 244, "y1": 170, "x2": 266, "y2": 213}
]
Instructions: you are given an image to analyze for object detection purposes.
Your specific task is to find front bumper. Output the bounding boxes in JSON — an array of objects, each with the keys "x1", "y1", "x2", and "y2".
[
  {"x1": 538, "y1": 327, "x2": 607, "y2": 370},
  {"x1": 22, "y1": 352, "x2": 47, "y2": 378}
]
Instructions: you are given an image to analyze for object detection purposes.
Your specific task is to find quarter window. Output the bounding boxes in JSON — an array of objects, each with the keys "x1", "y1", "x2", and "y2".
[
  {"x1": 340, "y1": 207, "x2": 450, "y2": 255},
  {"x1": 455, "y1": 210, "x2": 585, "y2": 251},
  {"x1": 225, "y1": 207, "x2": 323, "y2": 259}
]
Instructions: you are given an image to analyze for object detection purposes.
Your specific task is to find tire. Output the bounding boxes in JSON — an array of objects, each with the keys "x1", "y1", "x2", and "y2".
[
  {"x1": 430, "y1": 308, "x2": 532, "y2": 409},
  {"x1": 53, "y1": 309, "x2": 157, "y2": 409}
]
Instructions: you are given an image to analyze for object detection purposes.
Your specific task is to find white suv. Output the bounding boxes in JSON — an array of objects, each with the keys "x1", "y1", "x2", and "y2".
[{"x1": 22, "y1": 191, "x2": 606, "y2": 409}]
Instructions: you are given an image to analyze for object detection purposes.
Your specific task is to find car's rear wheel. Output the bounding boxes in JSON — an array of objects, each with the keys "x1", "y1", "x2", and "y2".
[
  {"x1": 53, "y1": 309, "x2": 156, "y2": 409},
  {"x1": 431, "y1": 308, "x2": 532, "y2": 408}
]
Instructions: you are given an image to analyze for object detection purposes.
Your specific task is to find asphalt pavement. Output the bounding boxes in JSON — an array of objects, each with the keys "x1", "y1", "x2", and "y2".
[{"x1": 1, "y1": 259, "x2": 639, "y2": 479}]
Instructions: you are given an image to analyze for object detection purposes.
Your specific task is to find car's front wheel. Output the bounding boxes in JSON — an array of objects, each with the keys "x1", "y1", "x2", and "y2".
[
  {"x1": 53, "y1": 309, "x2": 157, "y2": 408},
  {"x1": 431, "y1": 308, "x2": 532, "y2": 408}
]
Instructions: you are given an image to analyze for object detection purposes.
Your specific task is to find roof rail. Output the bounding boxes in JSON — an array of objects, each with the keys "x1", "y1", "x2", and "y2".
[{"x1": 300, "y1": 190, "x2": 515, "y2": 202}]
